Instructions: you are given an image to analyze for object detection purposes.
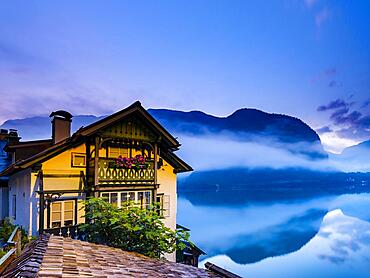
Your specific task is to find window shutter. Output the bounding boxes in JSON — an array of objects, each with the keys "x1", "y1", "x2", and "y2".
[{"x1": 163, "y1": 195, "x2": 170, "y2": 217}]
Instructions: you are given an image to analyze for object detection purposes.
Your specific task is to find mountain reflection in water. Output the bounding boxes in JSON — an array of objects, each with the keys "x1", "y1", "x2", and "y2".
[{"x1": 178, "y1": 191, "x2": 370, "y2": 278}]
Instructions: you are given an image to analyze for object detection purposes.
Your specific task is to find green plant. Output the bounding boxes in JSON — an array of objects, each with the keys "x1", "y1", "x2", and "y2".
[
  {"x1": 0, "y1": 248, "x2": 6, "y2": 258},
  {"x1": 0, "y1": 217, "x2": 30, "y2": 250},
  {"x1": 0, "y1": 218, "x2": 15, "y2": 242},
  {"x1": 80, "y1": 197, "x2": 191, "y2": 259}
]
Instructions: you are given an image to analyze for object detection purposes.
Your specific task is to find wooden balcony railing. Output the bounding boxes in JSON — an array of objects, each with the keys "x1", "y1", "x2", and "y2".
[
  {"x1": 97, "y1": 158, "x2": 155, "y2": 184},
  {"x1": 44, "y1": 225, "x2": 84, "y2": 240}
]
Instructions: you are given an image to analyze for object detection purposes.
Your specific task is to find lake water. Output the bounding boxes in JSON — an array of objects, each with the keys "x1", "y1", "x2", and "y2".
[{"x1": 177, "y1": 190, "x2": 370, "y2": 278}]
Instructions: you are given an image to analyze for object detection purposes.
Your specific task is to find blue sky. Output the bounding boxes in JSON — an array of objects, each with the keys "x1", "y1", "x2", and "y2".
[{"x1": 0, "y1": 0, "x2": 369, "y2": 152}]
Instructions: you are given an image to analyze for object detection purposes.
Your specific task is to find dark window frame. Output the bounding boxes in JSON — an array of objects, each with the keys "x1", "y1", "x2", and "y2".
[{"x1": 71, "y1": 152, "x2": 86, "y2": 168}]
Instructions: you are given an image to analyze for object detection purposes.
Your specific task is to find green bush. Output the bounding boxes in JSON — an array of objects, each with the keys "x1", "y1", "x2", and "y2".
[
  {"x1": 80, "y1": 197, "x2": 190, "y2": 259},
  {"x1": 0, "y1": 218, "x2": 15, "y2": 242}
]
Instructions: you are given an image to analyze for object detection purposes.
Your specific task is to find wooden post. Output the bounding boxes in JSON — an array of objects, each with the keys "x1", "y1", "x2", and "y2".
[
  {"x1": 74, "y1": 199, "x2": 78, "y2": 225},
  {"x1": 46, "y1": 201, "x2": 51, "y2": 229},
  {"x1": 94, "y1": 136, "x2": 100, "y2": 197},
  {"x1": 38, "y1": 171, "x2": 45, "y2": 235},
  {"x1": 85, "y1": 138, "x2": 91, "y2": 197},
  {"x1": 15, "y1": 229, "x2": 21, "y2": 256},
  {"x1": 153, "y1": 143, "x2": 158, "y2": 204}
]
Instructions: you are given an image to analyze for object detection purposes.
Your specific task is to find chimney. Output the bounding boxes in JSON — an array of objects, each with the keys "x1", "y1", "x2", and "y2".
[
  {"x1": 0, "y1": 129, "x2": 8, "y2": 141},
  {"x1": 49, "y1": 110, "x2": 73, "y2": 144},
  {"x1": 8, "y1": 129, "x2": 20, "y2": 144},
  {"x1": 0, "y1": 129, "x2": 20, "y2": 144}
]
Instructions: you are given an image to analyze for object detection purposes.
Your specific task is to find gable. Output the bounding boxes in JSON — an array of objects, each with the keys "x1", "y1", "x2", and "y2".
[
  {"x1": 101, "y1": 114, "x2": 157, "y2": 142},
  {"x1": 77, "y1": 101, "x2": 179, "y2": 148}
]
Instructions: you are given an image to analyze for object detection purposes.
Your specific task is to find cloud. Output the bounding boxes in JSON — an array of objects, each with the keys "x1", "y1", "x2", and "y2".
[
  {"x1": 311, "y1": 67, "x2": 338, "y2": 84},
  {"x1": 316, "y1": 126, "x2": 332, "y2": 134},
  {"x1": 362, "y1": 99, "x2": 370, "y2": 108},
  {"x1": 319, "y1": 132, "x2": 359, "y2": 154},
  {"x1": 177, "y1": 134, "x2": 334, "y2": 172},
  {"x1": 315, "y1": 7, "x2": 330, "y2": 27},
  {"x1": 317, "y1": 99, "x2": 351, "y2": 112},
  {"x1": 304, "y1": 0, "x2": 319, "y2": 9},
  {"x1": 329, "y1": 107, "x2": 351, "y2": 124},
  {"x1": 335, "y1": 114, "x2": 370, "y2": 139},
  {"x1": 318, "y1": 98, "x2": 370, "y2": 142},
  {"x1": 335, "y1": 111, "x2": 362, "y2": 125},
  {"x1": 328, "y1": 80, "x2": 336, "y2": 88},
  {"x1": 0, "y1": 41, "x2": 118, "y2": 123},
  {"x1": 324, "y1": 68, "x2": 337, "y2": 76}
]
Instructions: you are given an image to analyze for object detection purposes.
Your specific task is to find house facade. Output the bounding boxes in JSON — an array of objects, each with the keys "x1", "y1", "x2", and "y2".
[{"x1": 0, "y1": 102, "x2": 192, "y2": 258}]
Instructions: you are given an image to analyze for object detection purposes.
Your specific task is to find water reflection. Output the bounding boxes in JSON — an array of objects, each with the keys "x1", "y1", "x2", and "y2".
[{"x1": 178, "y1": 192, "x2": 370, "y2": 278}]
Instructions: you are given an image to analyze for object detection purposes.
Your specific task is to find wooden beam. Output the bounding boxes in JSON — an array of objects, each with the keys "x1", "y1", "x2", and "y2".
[
  {"x1": 37, "y1": 189, "x2": 86, "y2": 194},
  {"x1": 38, "y1": 170, "x2": 44, "y2": 235},
  {"x1": 153, "y1": 143, "x2": 158, "y2": 205},
  {"x1": 94, "y1": 136, "x2": 100, "y2": 197},
  {"x1": 85, "y1": 138, "x2": 91, "y2": 197},
  {"x1": 42, "y1": 174, "x2": 82, "y2": 178},
  {"x1": 204, "y1": 262, "x2": 242, "y2": 278}
]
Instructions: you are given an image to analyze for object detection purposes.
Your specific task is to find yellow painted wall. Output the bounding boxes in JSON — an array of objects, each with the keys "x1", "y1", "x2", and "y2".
[
  {"x1": 41, "y1": 143, "x2": 87, "y2": 228},
  {"x1": 42, "y1": 144, "x2": 86, "y2": 191},
  {"x1": 157, "y1": 158, "x2": 177, "y2": 261}
]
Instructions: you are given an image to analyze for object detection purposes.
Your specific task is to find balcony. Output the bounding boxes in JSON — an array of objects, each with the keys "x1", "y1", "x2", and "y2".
[{"x1": 97, "y1": 158, "x2": 155, "y2": 185}]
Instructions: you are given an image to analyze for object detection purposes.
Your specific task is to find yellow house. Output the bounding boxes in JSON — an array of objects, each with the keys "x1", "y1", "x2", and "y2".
[{"x1": 0, "y1": 102, "x2": 192, "y2": 251}]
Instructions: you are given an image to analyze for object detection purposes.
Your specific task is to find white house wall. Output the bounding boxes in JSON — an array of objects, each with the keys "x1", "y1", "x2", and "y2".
[
  {"x1": 8, "y1": 169, "x2": 32, "y2": 234},
  {"x1": 0, "y1": 186, "x2": 9, "y2": 220}
]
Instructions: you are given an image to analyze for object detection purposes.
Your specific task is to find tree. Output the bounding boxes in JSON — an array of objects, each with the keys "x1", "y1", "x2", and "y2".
[{"x1": 80, "y1": 197, "x2": 190, "y2": 259}]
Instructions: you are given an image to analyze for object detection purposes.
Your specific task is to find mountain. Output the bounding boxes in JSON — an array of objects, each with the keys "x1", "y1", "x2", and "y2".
[
  {"x1": 0, "y1": 107, "x2": 326, "y2": 159},
  {"x1": 148, "y1": 108, "x2": 327, "y2": 159},
  {"x1": 341, "y1": 139, "x2": 370, "y2": 156},
  {"x1": 148, "y1": 108, "x2": 321, "y2": 143},
  {"x1": 329, "y1": 140, "x2": 370, "y2": 172},
  {"x1": 0, "y1": 115, "x2": 105, "y2": 141}
]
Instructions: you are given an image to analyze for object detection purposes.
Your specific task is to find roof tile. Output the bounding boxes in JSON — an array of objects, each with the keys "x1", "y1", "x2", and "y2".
[{"x1": 2, "y1": 235, "x2": 224, "y2": 278}]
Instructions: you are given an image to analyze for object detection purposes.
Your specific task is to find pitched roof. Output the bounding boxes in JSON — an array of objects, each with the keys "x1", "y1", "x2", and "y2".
[
  {"x1": 0, "y1": 137, "x2": 74, "y2": 176},
  {"x1": 76, "y1": 101, "x2": 180, "y2": 148},
  {"x1": 0, "y1": 101, "x2": 192, "y2": 176},
  {"x1": 4, "y1": 139, "x2": 53, "y2": 162},
  {"x1": 1, "y1": 234, "x2": 49, "y2": 278},
  {"x1": 2, "y1": 235, "x2": 227, "y2": 278}
]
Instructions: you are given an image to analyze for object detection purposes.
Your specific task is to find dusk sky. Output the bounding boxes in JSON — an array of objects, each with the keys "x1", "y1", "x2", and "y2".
[{"x1": 0, "y1": 0, "x2": 369, "y2": 153}]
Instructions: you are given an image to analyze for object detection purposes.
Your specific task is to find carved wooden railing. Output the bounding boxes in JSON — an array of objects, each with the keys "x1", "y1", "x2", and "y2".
[
  {"x1": 97, "y1": 158, "x2": 155, "y2": 184},
  {"x1": 44, "y1": 225, "x2": 84, "y2": 240}
]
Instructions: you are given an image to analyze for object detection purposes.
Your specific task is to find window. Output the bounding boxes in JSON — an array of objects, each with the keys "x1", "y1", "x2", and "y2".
[
  {"x1": 108, "y1": 147, "x2": 128, "y2": 158},
  {"x1": 51, "y1": 202, "x2": 62, "y2": 228},
  {"x1": 101, "y1": 191, "x2": 152, "y2": 209},
  {"x1": 63, "y1": 201, "x2": 74, "y2": 226},
  {"x1": 110, "y1": 193, "x2": 118, "y2": 207},
  {"x1": 71, "y1": 153, "x2": 86, "y2": 167},
  {"x1": 157, "y1": 194, "x2": 170, "y2": 217},
  {"x1": 102, "y1": 192, "x2": 118, "y2": 207},
  {"x1": 101, "y1": 193, "x2": 109, "y2": 202},
  {"x1": 138, "y1": 191, "x2": 151, "y2": 209},
  {"x1": 12, "y1": 195, "x2": 16, "y2": 220},
  {"x1": 51, "y1": 200, "x2": 75, "y2": 228},
  {"x1": 121, "y1": 192, "x2": 135, "y2": 207}
]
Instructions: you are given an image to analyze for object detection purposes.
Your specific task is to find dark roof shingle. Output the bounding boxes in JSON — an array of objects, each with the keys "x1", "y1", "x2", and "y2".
[
  {"x1": 3, "y1": 235, "x2": 225, "y2": 278},
  {"x1": 1, "y1": 234, "x2": 49, "y2": 278}
]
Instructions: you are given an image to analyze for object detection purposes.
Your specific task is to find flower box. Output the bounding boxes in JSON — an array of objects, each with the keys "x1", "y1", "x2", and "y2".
[{"x1": 108, "y1": 155, "x2": 149, "y2": 170}]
